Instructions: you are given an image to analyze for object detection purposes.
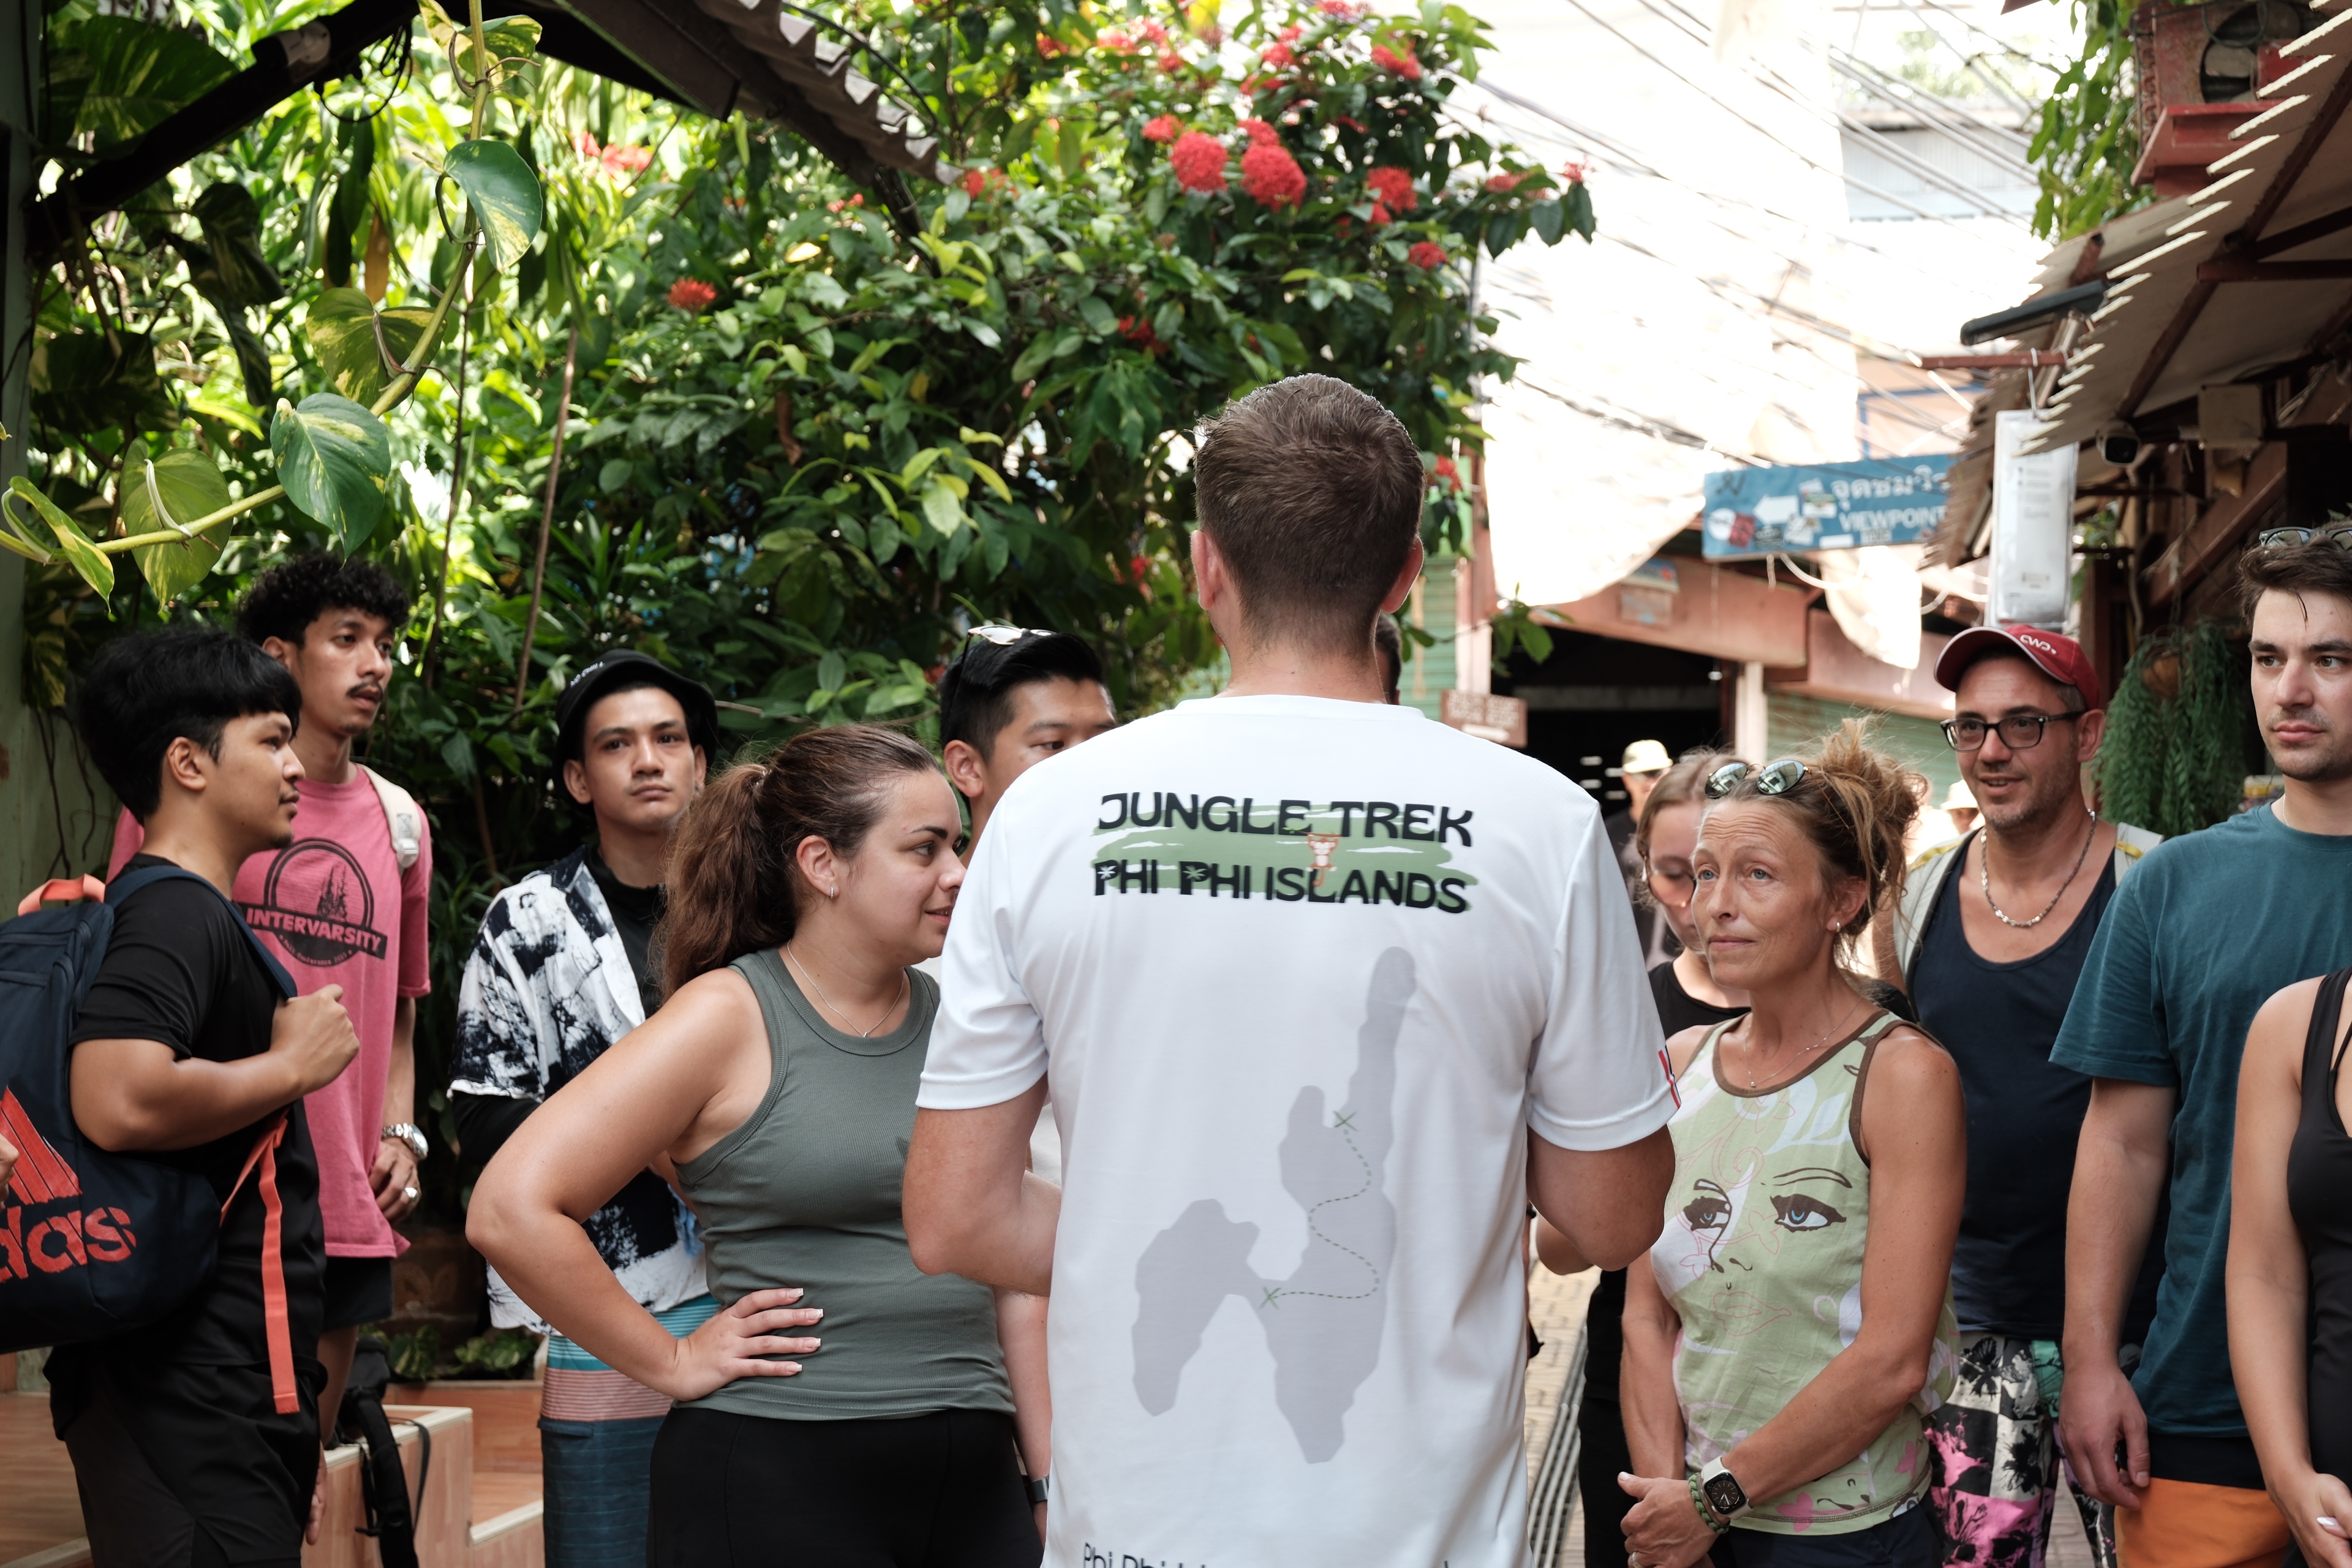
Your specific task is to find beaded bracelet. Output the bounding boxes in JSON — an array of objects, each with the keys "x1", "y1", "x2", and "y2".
[{"x1": 1687, "y1": 1476, "x2": 1731, "y2": 1536}]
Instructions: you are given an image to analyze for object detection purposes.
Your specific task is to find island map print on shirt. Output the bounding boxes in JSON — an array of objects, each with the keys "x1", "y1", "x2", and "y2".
[{"x1": 1133, "y1": 946, "x2": 1411, "y2": 1462}]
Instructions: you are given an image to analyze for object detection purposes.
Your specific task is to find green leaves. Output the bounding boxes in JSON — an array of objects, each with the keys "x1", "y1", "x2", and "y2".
[
  {"x1": 191, "y1": 184, "x2": 285, "y2": 307},
  {"x1": 7, "y1": 479, "x2": 113, "y2": 599},
  {"x1": 271, "y1": 395, "x2": 393, "y2": 551},
  {"x1": 324, "y1": 118, "x2": 379, "y2": 289},
  {"x1": 446, "y1": 140, "x2": 545, "y2": 271},
  {"x1": 125, "y1": 452, "x2": 233, "y2": 604},
  {"x1": 305, "y1": 290, "x2": 433, "y2": 404},
  {"x1": 53, "y1": 17, "x2": 235, "y2": 151},
  {"x1": 454, "y1": 17, "x2": 544, "y2": 100}
]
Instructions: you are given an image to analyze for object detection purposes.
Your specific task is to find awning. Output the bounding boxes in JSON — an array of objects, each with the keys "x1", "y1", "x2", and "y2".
[{"x1": 2013, "y1": 0, "x2": 2352, "y2": 456}]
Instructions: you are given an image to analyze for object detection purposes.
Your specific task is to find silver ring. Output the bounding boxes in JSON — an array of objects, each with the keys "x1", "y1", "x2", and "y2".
[{"x1": 402, "y1": 1185, "x2": 420, "y2": 1202}]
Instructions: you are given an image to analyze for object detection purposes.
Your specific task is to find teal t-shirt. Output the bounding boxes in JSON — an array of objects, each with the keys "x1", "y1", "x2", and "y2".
[{"x1": 2052, "y1": 805, "x2": 2352, "y2": 1436}]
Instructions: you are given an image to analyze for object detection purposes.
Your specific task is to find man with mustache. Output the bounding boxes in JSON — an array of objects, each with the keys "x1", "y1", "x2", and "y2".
[
  {"x1": 2048, "y1": 537, "x2": 2352, "y2": 1568},
  {"x1": 1888, "y1": 627, "x2": 2162, "y2": 1568},
  {"x1": 111, "y1": 553, "x2": 431, "y2": 1442}
]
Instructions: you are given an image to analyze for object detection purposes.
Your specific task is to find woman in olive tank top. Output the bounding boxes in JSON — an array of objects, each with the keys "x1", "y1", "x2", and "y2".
[
  {"x1": 2229, "y1": 967, "x2": 2352, "y2": 1568},
  {"x1": 1619, "y1": 726, "x2": 1964, "y2": 1568},
  {"x1": 470, "y1": 726, "x2": 1049, "y2": 1566}
]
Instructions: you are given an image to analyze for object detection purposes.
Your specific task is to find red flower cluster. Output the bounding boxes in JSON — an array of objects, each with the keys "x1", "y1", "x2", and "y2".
[
  {"x1": 1260, "y1": 40, "x2": 1297, "y2": 67},
  {"x1": 960, "y1": 166, "x2": 1011, "y2": 197},
  {"x1": 1561, "y1": 160, "x2": 1591, "y2": 185},
  {"x1": 1117, "y1": 315, "x2": 1168, "y2": 353},
  {"x1": 1279, "y1": 23, "x2": 1304, "y2": 40},
  {"x1": 1408, "y1": 240, "x2": 1447, "y2": 269},
  {"x1": 1371, "y1": 42, "x2": 1422, "y2": 80},
  {"x1": 1432, "y1": 455, "x2": 1463, "y2": 491},
  {"x1": 1036, "y1": 32, "x2": 1067, "y2": 56},
  {"x1": 1170, "y1": 130, "x2": 1230, "y2": 192},
  {"x1": 1098, "y1": 28, "x2": 1134, "y2": 51},
  {"x1": 1158, "y1": 50, "x2": 1186, "y2": 72},
  {"x1": 826, "y1": 194, "x2": 867, "y2": 212},
  {"x1": 1241, "y1": 140, "x2": 1307, "y2": 208},
  {"x1": 1240, "y1": 118, "x2": 1281, "y2": 146},
  {"x1": 1366, "y1": 165, "x2": 1416, "y2": 211},
  {"x1": 668, "y1": 278, "x2": 718, "y2": 312},
  {"x1": 1137, "y1": 19, "x2": 1169, "y2": 43},
  {"x1": 1143, "y1": 114, "x2": 1185, "y2": 143},
  {"x1": 573, "y1": 130, "x2": 654, "y2": 178},
  {"x1": 1317, "y1": 0, "x2": 1364, "y2": 13}
]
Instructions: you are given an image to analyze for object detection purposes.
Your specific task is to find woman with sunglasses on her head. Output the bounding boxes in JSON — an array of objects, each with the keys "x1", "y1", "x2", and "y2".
[
  {"x1": 1617, "y1": 723, "x2": 1962, "y2": 1568},
  {"x1": 469, "y1": 726, "x2": 1050, "y2": 1565}
]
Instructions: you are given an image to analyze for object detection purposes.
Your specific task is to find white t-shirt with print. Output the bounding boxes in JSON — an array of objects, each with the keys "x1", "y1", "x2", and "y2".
[{"x1": 920, "y1": 694, "x2": 1675, "y2": 1564}]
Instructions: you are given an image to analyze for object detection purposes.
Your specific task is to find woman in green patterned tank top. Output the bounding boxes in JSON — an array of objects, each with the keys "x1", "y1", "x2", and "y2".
[{"x1": 1620, "y1": 725, "x2": 1965, "y2": 1568}]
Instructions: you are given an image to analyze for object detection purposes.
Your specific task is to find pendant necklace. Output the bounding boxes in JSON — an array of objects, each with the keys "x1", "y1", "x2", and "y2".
[
  {"x1": 1744, "y1": 997, "x2": 1862, "y2": 1090},
  {"x1": 785, "y1": 944, "x2": 906, "y2": 1038},
  {"x1": 1981, "y1": 809, "x2": 2096, "y2": 930}
]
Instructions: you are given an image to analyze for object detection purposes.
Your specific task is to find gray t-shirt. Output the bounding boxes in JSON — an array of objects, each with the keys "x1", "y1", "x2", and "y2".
[{"x1": 676, "y1": 948, "x2": 1012, "y2": 1420}]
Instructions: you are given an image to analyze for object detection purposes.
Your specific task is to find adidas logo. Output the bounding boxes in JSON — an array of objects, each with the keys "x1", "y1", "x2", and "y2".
[{"x1": 0, "y1": 1088, "x2": 136, "y2": 1282}]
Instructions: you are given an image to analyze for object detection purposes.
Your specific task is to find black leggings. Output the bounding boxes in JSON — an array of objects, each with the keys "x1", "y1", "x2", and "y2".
[{"x1": 647, "y1": 1406, "x2": 1042, "y2": 1568}]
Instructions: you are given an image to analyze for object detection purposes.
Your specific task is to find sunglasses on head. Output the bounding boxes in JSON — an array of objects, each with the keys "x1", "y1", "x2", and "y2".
[
  {"x1": 1705, "y1": 758, "x2": 1807, "y2": 799},
  {"x1": 964, "y1": 624, "x2": 1053, "y2": 646},
  {"x1": 2256, "y1": 525, "x2": 2352, "y2": 550}
]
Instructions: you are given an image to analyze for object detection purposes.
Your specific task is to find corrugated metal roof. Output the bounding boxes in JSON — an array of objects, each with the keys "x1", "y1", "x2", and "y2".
[{"x1": 2012, "y1": 0, "x2": 2352, "y2": 453}]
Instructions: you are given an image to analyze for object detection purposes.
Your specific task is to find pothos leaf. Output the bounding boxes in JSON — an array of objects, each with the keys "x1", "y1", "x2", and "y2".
[
  {"x1": 126, "y1": 451, "x2": 232, "y2": 603},
  {"x1": 271, "y1": 394, "x2": 392, "y2": 551},
  {"x1": 446, "y1": 139, "x2": 545, "y2": 271},
  {"x1": 8, "y1": 478, "x2": 114, "y2": 600},
  {"x1": 304, "y1": 289, "x2": 432, "y2": 404}
]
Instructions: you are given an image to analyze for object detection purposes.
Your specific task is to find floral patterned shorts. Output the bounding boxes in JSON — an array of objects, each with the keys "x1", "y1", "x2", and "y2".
[{"x1": 1925, "y1": 1332, "x2": 2119, "y2": 1568}]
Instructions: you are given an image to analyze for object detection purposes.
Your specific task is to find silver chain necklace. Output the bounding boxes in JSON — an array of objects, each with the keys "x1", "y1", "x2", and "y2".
[
  {"x1": 784, "y1": 944, "x2": 907, "y2": 1038},
  {"x1": 1980, "y1": 809, "x2": 2097, "y2": 930},
  {"x1": 1741, "y1": 997, "x2": 1863, "y2": 1090}
]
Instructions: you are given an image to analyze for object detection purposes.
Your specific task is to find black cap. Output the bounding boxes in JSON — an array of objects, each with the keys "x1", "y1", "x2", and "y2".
[{"x1": 552, "y1": 650, "x2": 721, "y2": 772}]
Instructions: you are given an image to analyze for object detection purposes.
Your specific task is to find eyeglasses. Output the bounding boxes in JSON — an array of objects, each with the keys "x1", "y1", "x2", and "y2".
[
  {"x1": 1705, "y1": 758, "x2": 1807, "y2": 799},
  {"x1": 2255, "y1": 526, "x2": 2352, "y2": 549},
  {"x1": 965, "y1": 624, "x2": 1051, "y2": 646},
  {"x1": 1645, "y1": 864, "x2": 1697, "y2": 908},
  {"x1": 1941, "y1": 713, "x2": 2077, "y2": 752}
]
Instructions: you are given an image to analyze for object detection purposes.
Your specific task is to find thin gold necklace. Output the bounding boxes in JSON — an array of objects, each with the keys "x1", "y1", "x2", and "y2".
[
  {"x1": 783, "y1": 944, "x2": 907, "y2": 1038},
  {"x1": 1741, "y1": 997, "x2": 1863, "y2": 1090},
  {"x1": 1981, "y1": 809, "x2": 2097, "y2": 929}
]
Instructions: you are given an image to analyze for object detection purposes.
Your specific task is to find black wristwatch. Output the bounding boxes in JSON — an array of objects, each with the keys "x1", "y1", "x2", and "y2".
[
  {"x1": 1025, "y1": 1475, "x2": 1049, "y2": 1507},
  {"x1": 1700, "y1": 1458, "x2": 1749, "y2": 1521}
]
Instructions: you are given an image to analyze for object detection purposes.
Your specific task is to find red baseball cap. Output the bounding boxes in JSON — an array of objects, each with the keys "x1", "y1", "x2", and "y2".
[{"x1": 1934, "y1": 625, "x2": 2104, "y2": 710}]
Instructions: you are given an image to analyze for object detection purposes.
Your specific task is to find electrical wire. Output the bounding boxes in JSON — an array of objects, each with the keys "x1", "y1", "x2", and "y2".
[
  {"x1": 1452, "y1": 82, "x2": 2019, "y2": 299},
  {"x1": 1553, "y1": 0, "x2": 2035, "y2": 254}
]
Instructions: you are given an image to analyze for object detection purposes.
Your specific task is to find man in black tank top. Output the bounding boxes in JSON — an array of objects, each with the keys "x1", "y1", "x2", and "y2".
[{"x1": 1897, "y1": 629, "x2": 2158, "y2": 1568}]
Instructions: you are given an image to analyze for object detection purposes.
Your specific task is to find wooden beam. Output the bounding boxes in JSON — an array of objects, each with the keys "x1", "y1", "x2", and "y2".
[
  {"x1": 2196, "y1": 258, "x2": 2352, "y2": 281},
  {"x1": 2122, "y1": 58, "x2": 2352, "y2": 418},
  {"x1": 1538, "y1": 559, "x2": 1811, "y2": 668},
  {"x1": 2244, "y1": 201, "x2": 2352, "y2": 259},
  {"x1": 2144, "y1": 440, "x2": 2290, "y2": 606}
]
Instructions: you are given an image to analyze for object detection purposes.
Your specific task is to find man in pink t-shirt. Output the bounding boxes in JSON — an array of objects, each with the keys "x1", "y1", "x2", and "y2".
[{"x1": 113, "y1": 553, "x2": 431, "y2": 1430}]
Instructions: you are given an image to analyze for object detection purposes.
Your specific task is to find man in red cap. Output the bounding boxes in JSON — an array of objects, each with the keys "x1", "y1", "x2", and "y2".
[{"x1": 1890, "y1": 624, "x2": 2163, "y2": 1568}]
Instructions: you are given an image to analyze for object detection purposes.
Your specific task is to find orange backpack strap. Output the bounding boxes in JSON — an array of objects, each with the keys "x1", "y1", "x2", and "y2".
[
  {"x1": 16, "y1": 876, "x2": 106, "y2": 916},
  {"x1": 222, "y1": 1112, "x2": 299, "y2": 1415}
]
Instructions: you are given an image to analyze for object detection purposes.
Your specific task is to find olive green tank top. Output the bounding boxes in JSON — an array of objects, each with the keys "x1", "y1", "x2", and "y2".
[
  {"x1": 1648, "y1": 1009, "x2": 1958, "y2": 1534},
  {"x1": 674, "y1": 948, "x2": 1013, "y2": 1421}
]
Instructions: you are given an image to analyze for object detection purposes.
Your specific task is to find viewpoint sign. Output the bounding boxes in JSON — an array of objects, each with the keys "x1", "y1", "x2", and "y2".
[{"x1": 1701, "y1": 454, "x2": 1954, "y2": 560}]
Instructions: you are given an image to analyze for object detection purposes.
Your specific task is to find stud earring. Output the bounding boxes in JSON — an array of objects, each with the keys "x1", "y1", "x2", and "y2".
[{"x1": 1830, "y1": 920, "x2": 1841, "y2": 930}]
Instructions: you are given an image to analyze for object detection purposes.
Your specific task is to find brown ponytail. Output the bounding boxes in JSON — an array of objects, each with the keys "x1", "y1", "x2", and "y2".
[
  {"x1": 658, "y1": 724, "x2": 940, "y2": 999},
  {"x1": 1708, "y1": 718, "x2": 1921, "y2": 965}
]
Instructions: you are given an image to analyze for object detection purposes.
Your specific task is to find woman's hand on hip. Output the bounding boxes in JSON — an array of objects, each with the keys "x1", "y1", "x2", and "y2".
[
  {"x1": 658, "y1": 1288, "x2": 823, "y2": 1402},
  {"x1": 1619, "y1": 1472, "x2": 1719, "y2": 1568}
]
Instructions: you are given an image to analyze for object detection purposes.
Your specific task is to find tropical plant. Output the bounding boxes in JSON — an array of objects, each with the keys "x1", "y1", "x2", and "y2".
[
  {"x1": 2027, "y1": 0, "x2": 2147, "y2": 241},
  {"x1": 15, "y1": 0, "x2": 1577, "y2": 1216}
]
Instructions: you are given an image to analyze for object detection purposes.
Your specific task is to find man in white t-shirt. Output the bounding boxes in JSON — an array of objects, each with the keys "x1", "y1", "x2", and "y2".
[{"x1": 906, "y1": 374, "x2": 1678, "y2": 1562}]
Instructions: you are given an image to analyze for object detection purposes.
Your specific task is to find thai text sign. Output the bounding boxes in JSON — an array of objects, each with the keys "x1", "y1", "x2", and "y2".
[{"x1": 1701, "y1": 455, "x2": 1954, "y2": 559}]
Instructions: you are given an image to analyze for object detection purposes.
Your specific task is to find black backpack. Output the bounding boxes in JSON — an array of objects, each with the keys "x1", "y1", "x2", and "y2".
[
  {"x1": 0, "y1": 867, "x2": 296, "y2": 1365},
  {"x1": 336, "y1": 1335, "x2": 426, "y2": 1568}
]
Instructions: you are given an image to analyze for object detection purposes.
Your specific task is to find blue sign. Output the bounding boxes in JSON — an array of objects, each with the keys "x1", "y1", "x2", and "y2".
[{"x1": 1701, "y1": 455, "x2": 1953, "y2": 560}]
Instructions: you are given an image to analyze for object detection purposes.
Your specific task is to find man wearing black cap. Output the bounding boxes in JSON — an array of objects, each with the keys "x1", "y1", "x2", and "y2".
[{"x1": 448, "y1": 650, "x2": 719, "y2": 1568}]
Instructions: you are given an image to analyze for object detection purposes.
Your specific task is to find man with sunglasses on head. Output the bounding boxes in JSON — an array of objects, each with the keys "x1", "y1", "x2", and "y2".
[
  {"x1": 2045, "y1": 533, "x2": 2352, "y2": 1568},
  {"x1": 1887, "y1": 627, "x2": 2160, "y2": 1568},
  {"x1": 938, "y1": 625, "x2": 1119, "y2": 865}
]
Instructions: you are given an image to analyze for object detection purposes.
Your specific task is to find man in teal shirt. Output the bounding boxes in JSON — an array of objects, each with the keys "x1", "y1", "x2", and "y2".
[{"x1": 2056, "y1": 536, "x2": 2352, "y2": 1567}]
